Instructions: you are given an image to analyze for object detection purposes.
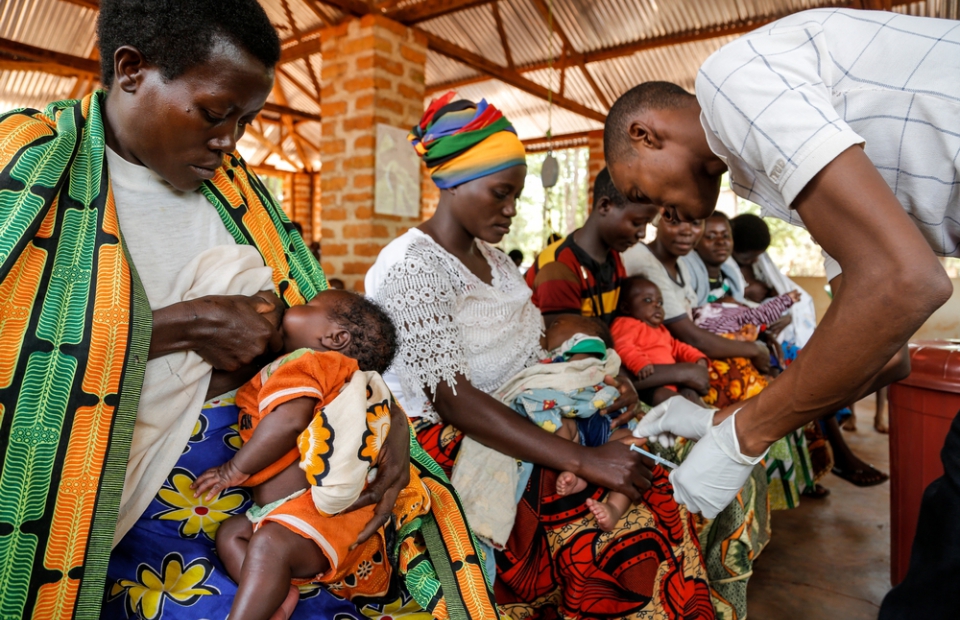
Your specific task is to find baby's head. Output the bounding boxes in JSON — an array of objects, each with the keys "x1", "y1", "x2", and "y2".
[
  {"x1": 282, "y1": 289, "x2": 397, "y2": 374},
  {"x1": 619, "y1": 276, "x2": 665, "y2": 328},
  {"x1": 545, "y1": 314, "x2": 614, "y2": 360}
]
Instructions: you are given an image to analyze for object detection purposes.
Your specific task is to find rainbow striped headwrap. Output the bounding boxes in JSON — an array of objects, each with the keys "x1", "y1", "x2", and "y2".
[{"x1": 410, "y1": 92, "x2": 526, "y2": 189}]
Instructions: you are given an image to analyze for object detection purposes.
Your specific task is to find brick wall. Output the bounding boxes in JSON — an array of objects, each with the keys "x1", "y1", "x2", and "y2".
[
  {"x1": 291, "y1": 173, "x2": 314, "y2": 240},
  {"x1": 319, "y1": 15, "x2": 427, "y2": 291},
  {"x1": 253, "y1": 167, "x2": 320, "y2": 242}
]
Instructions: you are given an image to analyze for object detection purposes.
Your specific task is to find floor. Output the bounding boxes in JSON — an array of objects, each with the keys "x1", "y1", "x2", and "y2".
[{"x1": 747, "y1": 397, "x2": 892, "y2": 620}]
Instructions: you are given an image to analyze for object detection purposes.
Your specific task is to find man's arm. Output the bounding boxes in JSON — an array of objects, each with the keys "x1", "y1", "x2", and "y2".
[{"x1": 733, "y1": 146, "x2": 952, "y2": 455}]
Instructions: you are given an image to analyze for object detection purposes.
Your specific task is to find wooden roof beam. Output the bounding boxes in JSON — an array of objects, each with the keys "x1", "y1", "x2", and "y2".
[
  {"x1": 422, "y1": 31, "x2": 605, "y2": 122},
  {"x1": 0, "y1": 57, "x2": 91, "y2": 78},
  {"x1": 0, "y1": 39, "x2": 322, "y2": 122},
  {"x1": 273, "y1": 80, "x2": 312, "y2": 172},
  {"x1": 522, "y1": 130, "x2": 591, "y2": 152},
  {"x1": 312, "y1": 0, "x2": 370, "y2": 18},
  {"x1": 280, "y1": 37, "x2": 323, "y2": 64},
  {"x1": 527, "y1": 0, "x2": 609, "y2": 108},
  {"x1": 425, "y1": 16, "x2": 784, "y2": 95},
  {"x1": 386, "y1": 0, "x2": 492, "y2": 24},
  {"x1": 0, "y1": 37, "x2": 99, "y2": 75},
  {"x1": 59, "y1": 0, "x2": 99, "y2": 10},
  {"x1": 299, "y1": 0, "x2": 332, "y2": 27},
  {"x1": 277, "y1": 67, "x2": 320, "y2": 103},
  {"x1": 262, "y1": 102, "x2": 321, "y2": 122},
  {"x1": 244, "y1": 124, "x2": 304, "y2": 171},
  {"x1": 491, "y1": 1, "x2": 514, "y2": 69}
]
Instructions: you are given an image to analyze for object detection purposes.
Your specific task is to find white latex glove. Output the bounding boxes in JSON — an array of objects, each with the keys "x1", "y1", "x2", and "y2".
[
  {"x1": 633, "y1": 395, "x2": 715, "y2": 447},
  {"x1": 668, "y1": 407, "x2": 767, "y2": 519}
]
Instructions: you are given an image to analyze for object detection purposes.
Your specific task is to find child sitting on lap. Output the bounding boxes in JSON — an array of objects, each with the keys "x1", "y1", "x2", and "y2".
[
  {"x1": 611, "y1": 276, "x2": 710, "y2": 405},
  {"x1": 512, "y1": 314, "x2": 624, "y2": 445},
  {"x1": 495, "y1": 314, "x2": 643, "y2": 531},
  {"x1": 191, "y1": 290, "x2": 430, "y2": 620}
]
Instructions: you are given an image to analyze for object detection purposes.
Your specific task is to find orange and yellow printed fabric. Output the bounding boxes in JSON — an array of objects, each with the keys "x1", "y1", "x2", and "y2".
[
  {"x1": 0, "y1": 91, "x2": 496, "y2": 620},
  {"x1": 0, "y1": 91, "x2": 323, "y2": 620}
]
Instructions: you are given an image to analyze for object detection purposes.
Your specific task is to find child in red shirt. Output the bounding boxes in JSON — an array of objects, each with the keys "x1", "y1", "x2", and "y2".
[{"x1": 611, "y1": 276, "x2": 709, "y2": 404}]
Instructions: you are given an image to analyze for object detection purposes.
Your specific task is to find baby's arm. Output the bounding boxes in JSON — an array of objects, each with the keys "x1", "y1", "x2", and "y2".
[
  {"x1": 610, "y1": 319, "x2": 655, "y2": 378},
  {"x1": 192, "y1": 397, "x2": 317, "y2": 500}
]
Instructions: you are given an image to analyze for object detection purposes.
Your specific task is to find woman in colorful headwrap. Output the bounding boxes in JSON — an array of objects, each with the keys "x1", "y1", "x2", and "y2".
[
  {"x1": 365, "y1": 92, "x2": 714, "y2": 620},
  {"x1": 0, "y1": 3, "x2": 493, "y2": 619}
]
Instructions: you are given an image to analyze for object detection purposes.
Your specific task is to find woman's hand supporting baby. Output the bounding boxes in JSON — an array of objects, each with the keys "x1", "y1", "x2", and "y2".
[
  {"x1": 601, "y1": 370, "x2": 642, "y2": 428},
  {"x1": 344, "y1": 401, "x2": 411, "y2": 548},
  {"x1": 150, "y1": 291, "x2": 284, "y2": 370}
]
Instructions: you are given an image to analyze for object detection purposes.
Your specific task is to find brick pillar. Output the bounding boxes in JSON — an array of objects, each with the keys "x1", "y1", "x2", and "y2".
[
  {"x1": 312, "y1": 173, "x2": 322, "y2": 242},
  {"x1": 586, "y1": 129, "x2": 605, "y2": 212},
  {"x1": 291, "y1": 173, "x2": 314, "y2": 240},
  {"x1": 320, "y1": 15, "x2": 427, "y2": 291}
]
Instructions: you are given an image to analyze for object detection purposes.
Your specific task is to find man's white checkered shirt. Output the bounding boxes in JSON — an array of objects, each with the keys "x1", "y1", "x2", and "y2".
[{"x1": 696, "y1": 8, "x2": 960, "y2": 280}]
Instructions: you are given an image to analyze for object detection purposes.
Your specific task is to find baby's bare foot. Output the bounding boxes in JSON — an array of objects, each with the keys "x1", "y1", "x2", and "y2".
[
  {"x1": 556, "y1": 471, "x2": 587, "y2": 496},
  {"x1": 586, "y1": 497, "x2": 620, "y2": 532}
]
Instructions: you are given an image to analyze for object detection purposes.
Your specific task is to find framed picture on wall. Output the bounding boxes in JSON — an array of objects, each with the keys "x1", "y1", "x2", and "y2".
[{"x1": 375, "y1": 123, "x2": 420, "y2": 218}]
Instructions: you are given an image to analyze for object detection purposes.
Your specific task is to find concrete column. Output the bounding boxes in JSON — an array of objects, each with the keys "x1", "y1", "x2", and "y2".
[{"x1": 319, "y1": 14, "x2": 428, "y2": 291}]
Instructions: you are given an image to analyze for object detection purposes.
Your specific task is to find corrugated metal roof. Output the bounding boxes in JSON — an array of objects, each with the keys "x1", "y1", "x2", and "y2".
[
  {"x1": 1, "y1": 0, "x2": 958, "y2": 154},
  {"x1": 425, "y1": 50, "x2": 479, "y2": 85},
  {"x1": 417, "y1": 3, "x2": 509, "y2": 64},
  {"x1": 454, "y1": 79, "x2": 602, "y2": 139},
  {"x1": 587, "y1": 35, "x2": 741, "y2": 100},
  {"x1": 0, "y1": 70, "x2": 76, "y2": 111},
  {"x1": 0, "y1": 0, "x2": 97, "y2": 57}
]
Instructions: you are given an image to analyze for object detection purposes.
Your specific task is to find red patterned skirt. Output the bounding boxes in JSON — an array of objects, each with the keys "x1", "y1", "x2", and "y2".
[{"x1": 414, "y1": 420, "x2": 715, "y2": 620}]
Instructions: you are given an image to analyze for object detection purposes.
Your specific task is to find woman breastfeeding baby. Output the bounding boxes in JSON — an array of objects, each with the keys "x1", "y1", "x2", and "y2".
[{"x1": 366, "y1": 93, "x2": 713, "y2": 619}]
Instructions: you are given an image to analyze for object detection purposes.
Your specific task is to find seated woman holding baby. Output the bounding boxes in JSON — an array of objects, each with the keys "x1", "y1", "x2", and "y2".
[
  {"x1": 366, "y1": 93, "x2": 713, "y2": 619},
  {"x1": 620, "y1": 212, "x2": 777, "y2": 619},
  {"x1": 0, "y1": 3, "x2": 494, "y2": 619},
  {"x1": 678, "y1": 212, "x2": 826, "y2": 508}
]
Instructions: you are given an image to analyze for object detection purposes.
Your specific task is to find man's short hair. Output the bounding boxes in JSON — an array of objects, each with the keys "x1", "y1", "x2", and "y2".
[
  {"x1": 604, "y1": 81, "x2": 695, "y2": 164},
  {"x1": 731, "y1": 213, "x2": 772, "y2": 253},
  {"x1": 592, "y1": 167, "x2": 627, "y2": 210},
  {"x1": 328, "y1": 293, "x2": 398, "y2": 375},
  {"x1": 97, "y1": 0, "x2": 281, "y2": 86}
]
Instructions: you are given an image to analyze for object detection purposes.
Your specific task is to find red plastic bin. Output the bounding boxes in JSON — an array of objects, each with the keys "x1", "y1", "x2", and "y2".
[{"x1": 888, "y1": 340, "x2": 960, "y2": 586}]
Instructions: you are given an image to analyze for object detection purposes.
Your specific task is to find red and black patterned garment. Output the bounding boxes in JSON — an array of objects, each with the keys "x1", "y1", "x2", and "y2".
[
  {"x1": 526, "y1": 233, "x2": 627, "y2": 326},
  {"x1": 414, "y1": 420, "x2": 716, "y2": 620}
]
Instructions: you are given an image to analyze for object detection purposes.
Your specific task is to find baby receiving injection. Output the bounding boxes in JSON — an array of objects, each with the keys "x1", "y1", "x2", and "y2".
[
  {"x1": 504, "y1": 315, "x2": 645, "y2": 531},
  {"x1": 191, "y1": 290, "x2": 430, "y2": 620}
]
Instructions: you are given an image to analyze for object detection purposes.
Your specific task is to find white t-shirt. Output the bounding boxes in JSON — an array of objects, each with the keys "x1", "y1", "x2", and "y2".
[
  {"x1": 621, "y1": 243, "x2": 699, "y2": 323},
  {"x1": 106, "y1": 147, "x2": 264, "y2": 542},
  {"x1": 105, "y1": 147, "x2": 240, "y2": 308},
  {"x1": 696, "y1": 8, "x2": 960, "y2": 281}
]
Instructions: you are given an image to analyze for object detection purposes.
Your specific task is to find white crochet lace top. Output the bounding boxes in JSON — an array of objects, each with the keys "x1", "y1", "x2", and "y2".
[{"x1": 365, "y1": 229, "x2": 545, "y2": 424}]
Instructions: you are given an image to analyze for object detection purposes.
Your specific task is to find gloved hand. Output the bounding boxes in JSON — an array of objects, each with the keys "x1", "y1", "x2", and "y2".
[
  {"x1": 668, "y1": 407, "x2": 767, "y2": 519},
  {"x1": 633, "y1": 395, "x2": 715, "y2": 447}
]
